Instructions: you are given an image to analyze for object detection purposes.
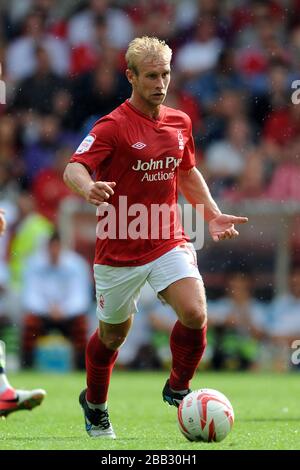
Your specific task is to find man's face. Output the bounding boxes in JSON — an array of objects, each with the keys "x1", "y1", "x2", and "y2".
[{"x1": 128, "y1": 56, "x2": 171, "y2": 108}]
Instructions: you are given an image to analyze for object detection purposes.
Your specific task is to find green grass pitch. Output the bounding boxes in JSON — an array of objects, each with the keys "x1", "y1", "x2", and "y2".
[{"x1": 0, "y1": 370, "x2": 299, "y2": 450}]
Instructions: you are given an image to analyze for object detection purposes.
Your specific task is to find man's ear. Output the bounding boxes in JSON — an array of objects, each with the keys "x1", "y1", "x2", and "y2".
[{"x1": 126, "y1": 68, "x2": 134, "y2": 84}]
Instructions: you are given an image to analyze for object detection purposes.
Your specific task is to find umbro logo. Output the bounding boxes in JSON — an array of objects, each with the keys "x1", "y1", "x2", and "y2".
[{"x1": 131, "y1": 142, "x2": 146, "y2": 150}]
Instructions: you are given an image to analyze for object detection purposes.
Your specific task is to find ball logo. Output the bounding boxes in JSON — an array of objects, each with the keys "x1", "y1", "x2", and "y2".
[{"x1": 186, "y1": 397, "x2": 193, "y2": 407}]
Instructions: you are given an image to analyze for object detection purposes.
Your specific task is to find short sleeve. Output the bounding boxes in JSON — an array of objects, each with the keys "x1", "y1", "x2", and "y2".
[
  {"x1": 180, "y1": 118, "x2": 195, "y2": 171},
  {"x1": 69, "y1": 117, "x2": 118, "y2": 173}
]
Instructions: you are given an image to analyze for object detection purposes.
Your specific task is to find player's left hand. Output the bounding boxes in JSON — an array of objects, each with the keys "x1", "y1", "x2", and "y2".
[{"x1": 209, "y1": 214, "x2": 248, "y2": 242}]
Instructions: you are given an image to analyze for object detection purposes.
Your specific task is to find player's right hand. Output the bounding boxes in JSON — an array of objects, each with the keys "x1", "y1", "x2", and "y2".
[{"x1": 84, "y1": 181, "x2": 116, "y2": 206}]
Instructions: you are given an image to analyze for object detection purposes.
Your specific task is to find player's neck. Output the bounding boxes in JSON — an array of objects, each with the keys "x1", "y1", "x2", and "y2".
[{"x1": 128, "y1": 96, "x2": 161, "y2": 120}]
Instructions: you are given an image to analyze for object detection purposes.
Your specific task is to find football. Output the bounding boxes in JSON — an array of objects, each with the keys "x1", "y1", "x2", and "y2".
[{"x1": 178, "y1": 388, "x2": 234, "y2": 442}]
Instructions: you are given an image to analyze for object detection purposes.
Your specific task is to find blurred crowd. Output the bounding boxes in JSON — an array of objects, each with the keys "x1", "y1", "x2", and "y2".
[{"x1": 0, "y1": 0, "x2": 300, "y2": 372}]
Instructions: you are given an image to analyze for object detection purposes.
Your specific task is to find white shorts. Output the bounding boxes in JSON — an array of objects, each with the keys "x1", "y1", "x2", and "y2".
[{"x1": 94, "y1": 243, "x2": 201, "y2": 324}]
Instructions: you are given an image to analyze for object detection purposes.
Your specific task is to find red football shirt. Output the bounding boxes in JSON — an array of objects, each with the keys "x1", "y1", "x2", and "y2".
[{"x1": 70, "y1": 99, "x2": 196, "y2": 266}]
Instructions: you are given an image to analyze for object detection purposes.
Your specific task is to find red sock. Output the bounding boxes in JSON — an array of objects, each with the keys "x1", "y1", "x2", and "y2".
[
  {"x1": 86, "y1": 330, "x2": 118, "y2": 404},
  {"x1": 169, "y1": 320, "x2": 207, "y2": 391}
]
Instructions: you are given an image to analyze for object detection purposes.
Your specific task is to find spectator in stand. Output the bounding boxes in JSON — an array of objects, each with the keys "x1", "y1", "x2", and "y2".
[
  {"x1": 234, "y1": 1, "x2": 288, "y2": 79},
  {"x1": 0, "y1": 196, "x2": 19, "y2": 324},
  {"x1": 5, "y1": 0, "x2": 62, "y2": 35},
  {"x1": 21, "y1": 231, "x2": 91, "y2": 369},
  {"x1": 263, "y1": 101, "x2": 300, "y2": 149},
  {"x1": 266, "y1": 137, "x2": 300, "y2": 201},
  {"x1": 67, "y1": 0, "x2": 133, "y2": 51},
  {"x1": 6, "y1": 9, "x2": 69, "y2": 81},
  {"x1": 0, "y1": 254, "x2": 11, "y2": 344},
  {"x1": 71, "y1": 61, "x2": 130, "y2": 129},
  {"x1": 0, "y1": 197, "x2": 18, "y2": 266},
  {"x1": 269, "y1": 265, "x2": 300, "y2": 339},
  {"x1": 32, "y1": 145, "x2": 74, "y2": 223},
  {"x1": 133, "y1": 2, "x2": 175, "y2": 43},
  {"x1": 223, "y1": 150, "x2": 267, "y2": 202},
  {"x1": 0, "y1": 115, "x2": 19, "y2": 166},
  {"x1": 13, "y1": 45, "x2": 68, "y2": 115},
  {"x1": 201, "y1": 89, "x2": 246, "y2": 148},
  {"x1": 176, "y1": 15, "x2": 223, "y2": 77},
  {"x1": 186, "y1": 49, "x2": 246, "y2": 113},
  {"x1": 205, "y1": 116, "x2": 253, "y2": 197},
  {"x1": 22, "y1": 114, "x2": 62, "y2": 182},
  {"x1": 69, "y1": 14, "x2": 109, "y2": 76},
  {"x1": 9, "y1": 190, "x2": 53, "y2": 292},
  {"x1": 175, "y1": 0, "x2": 222, "y2": 35},
  {"x1": 0, "y1": 163, "x2": 18, "y2": 201},
  {"x1": 208, "y1": 270, "x2": 267, "y2": 370},
  {"x1": 249, "y1": 60, "x2": 291, "y2": 129},
  {"x1": 268, "y1": 266, "x2": 300, "y2": 370},
  {"x1": 51, "y1": 88, "x2": 74, "y2": 131},
  {"x1": 290, "y1": 25, "x2": 300, "y2": 70}
]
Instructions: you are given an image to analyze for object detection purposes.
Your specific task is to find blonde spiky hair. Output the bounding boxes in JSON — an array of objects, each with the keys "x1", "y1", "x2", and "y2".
[{"x1": 125, "y1": 36, "x2": 172, "y2": 75}]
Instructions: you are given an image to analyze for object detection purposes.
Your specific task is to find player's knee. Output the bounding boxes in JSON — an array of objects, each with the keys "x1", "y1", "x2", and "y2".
[
  {"x1": 181, "y1": 306, "x2": 207, "y2": 329},
  {"x1": 100, "y1": 332, "x2": 127, "y2": 351}
]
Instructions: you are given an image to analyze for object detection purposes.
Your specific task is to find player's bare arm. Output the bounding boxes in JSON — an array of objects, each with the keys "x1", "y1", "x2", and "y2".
[
  {"x1": 178, "y1": 167, "x2": 248, "y2": 242},
  {"x1": 63, "y1": 162, "x2": 116, "y2": 206}
]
